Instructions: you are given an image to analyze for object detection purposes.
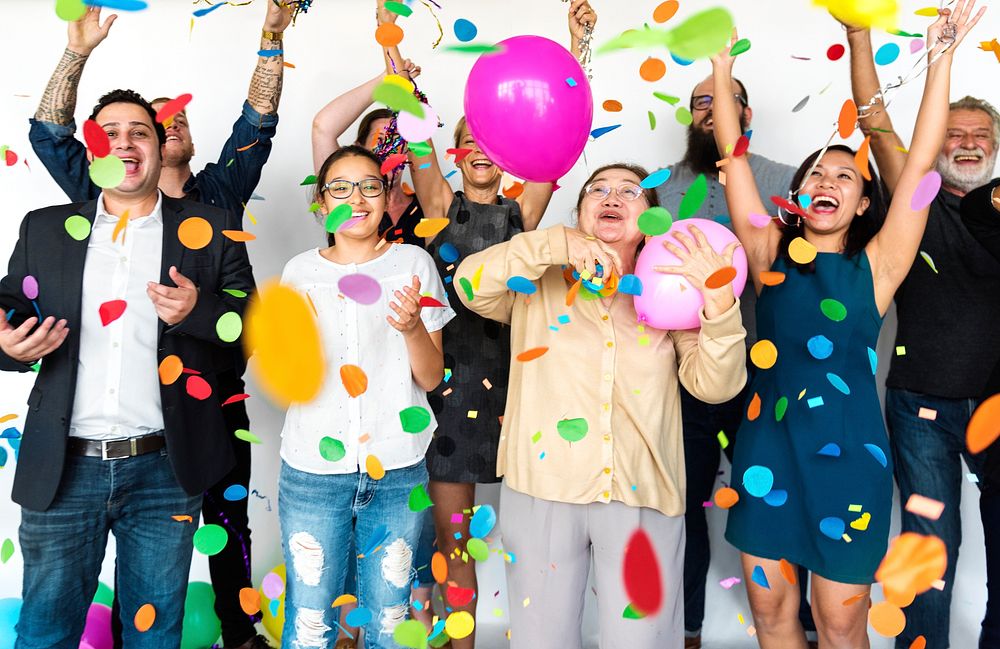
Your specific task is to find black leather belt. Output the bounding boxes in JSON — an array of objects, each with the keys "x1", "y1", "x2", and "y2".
[{"x1": 67, "y1": 434, "x2": 166, "y2": 460}]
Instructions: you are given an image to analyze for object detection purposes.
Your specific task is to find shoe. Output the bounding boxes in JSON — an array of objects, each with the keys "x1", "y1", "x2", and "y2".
[
  {"x1": 230, "y1": 635, "x2": 276, "y2": 649},
  {"x1": 334, "y1": 638, "x2": 358, "y2": 649},
  {"x1": 684, "y1": 636, "x2": 702, "y2": 649}
]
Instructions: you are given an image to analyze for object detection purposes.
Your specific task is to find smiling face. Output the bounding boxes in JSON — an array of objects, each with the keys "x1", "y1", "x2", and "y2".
[
  {"x1": 936, "y1": 108, "x2": 998, "y2": 194},
  {"x1": 93, "y1": 101, "x2": 162, "y2": 200},
  {"x1": 456, "y1": 122, "x2": 503, "y2": 189},
  {"x1": 320, "y1": 153, "x2": 387, "y2": 243},
  {"x1": 577, "y1": 167, "x2": 650, "y2": 251},
  {"x1": 152, "y1": 102, "x2": 195, "y2": 168},
  {"x1": 689, "y1": 76, "x2": 752, "y2": 135},
  {"x1": 797, "y1": 149, "x2": 870, "y2": 237}
]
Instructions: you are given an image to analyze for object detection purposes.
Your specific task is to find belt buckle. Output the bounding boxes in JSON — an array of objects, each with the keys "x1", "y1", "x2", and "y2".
[{"x1": 100, "y1": 439, "x2": 132, "y2": 461}]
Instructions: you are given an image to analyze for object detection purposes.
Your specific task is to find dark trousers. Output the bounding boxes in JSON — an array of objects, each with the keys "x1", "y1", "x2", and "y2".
[
  {"x1": 112, "y1": 398, "x2": 258, "y2": 648},
  {"x1": 981, "y1": 443, "x2": 1000, "y2": 649},
  {"x1": 681, "y1": 385, "x2": 816, "y2": 634}
]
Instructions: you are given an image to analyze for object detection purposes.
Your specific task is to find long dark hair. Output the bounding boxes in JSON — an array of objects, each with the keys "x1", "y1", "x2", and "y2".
[
  {"x1": 779, "y1": 144, "x2": 888, "y2": 272},
  {"x1": 315, "y1": 145, "x2": 388, "y2": 246},
  {"x1": 355, "y1": 108, "x2": 394, "y2": 148}
]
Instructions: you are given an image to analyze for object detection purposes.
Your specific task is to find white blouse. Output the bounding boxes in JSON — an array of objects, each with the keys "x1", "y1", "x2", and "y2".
[{"x1": 279, "y1": 244, "x2": 455, "y2": 475}]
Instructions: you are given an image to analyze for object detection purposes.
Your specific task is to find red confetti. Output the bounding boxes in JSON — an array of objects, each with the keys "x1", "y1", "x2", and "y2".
[
  {"x1": 181, "y1": 368, "x2": 202, "y2": 375},
  {"x1": 98, "y1": 300, "x2": 127, "y2": 326},
  {"x1": 4, "y1": 149, "x2": 17, "y2": 166},
  {"x1": 827, "y1": 43, "x2": 846, "y2": 61},
  {"x1": 446, "y1": 586, "x2": 475, "y2": 607},
  {"x1": 380, "y1": 153, "x2": 408, "y2": 176},
  {"x1": 186, "y1": 375, "x2": 212, "y2": 400},
  {"x1": 623, "y1": 529, "x2": 663, "y2": 615},
  {"x1": 418, "y1": 296, "x2": 445, "y2": 307},
  {"x1": 446, "y1": 148, "x2": 473, "y2": 163},
  {"x1": 83, "y1": 119, "x2": 111, "y2": 158},
  {"x1": 222, "y1": 393, "x2": 250, "y2": 406},
  {"x1": 155, "y1": 94, "x2": 193, "y2": 124},
  {"x1": 770, "y1": 195, "x2": 809, "y2": 220},
  {"x1": 732, "y1": 135, "x2": 750, "y2": 157}
]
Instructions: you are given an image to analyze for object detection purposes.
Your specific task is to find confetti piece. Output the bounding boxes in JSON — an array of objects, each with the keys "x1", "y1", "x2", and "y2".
[
  {"x1": 827, "y1": 372, "x2": 850, "y2": 395},
  {"x1": 638, "y1": 206, "x2": 673, "y2": 236},
  {"x1": 591, "y1": 124, "x2": 622, "y2": 139},
  {"x1": 193, "y1": 524, "x2": 228, "y2": 556},
  {"x1": 808, "y1": 396, "x2": 825, "y2": 408},
  {"x1": 603, "y1": 99, "x2": 623, "y2": 112},
  {"x1": 917, "y1": 407, "x2": 937, "y2": 421},
  {"x1": 257, "y1": 49, "x2": 282, "y2": 57},
  {"x1": 820, "y1": 516, "x2": 846, "y2": 540},
  {"x1": 55, "y1": 0, "x2": 87, "y2": 21},
  {"x1": 393, "y1": 620, "x2": 429, "y2": 648},
  {"x1": 779, "y1": 559, "x2": 797, "y2": 585},
  {"x1": 905, "y1": 494, "x2": 944, "y2": 520},
  {"x1": 623, "y1": 529, "x2": 663, "y2": 615},
  {"x1": 506, "y1": 276, "x2": 536, "y2": 295},
  {"x1": 843, "y1": 592, "x2": 867, "y2": 606},
  {"x1": 705, "y1": 266, "x2": 737, "y2": 289},
  {"x1": 262, "y1": 572, "x2": 285, "y2": 599},
  {"x1": 185, "y1": 375, "x2": 212, "y2": 400},
  {"x1": 223, "y1": 484, "x2": 248, "y2": 501},
  {"x1": 399, "y1": 406, "x2": 432, "y2": 434},
  {"x1": 375, "y1": 22, "x2": 404, "y2": 47},
  {"x1": 648, "y1": 111, "x2": 657, "y2": 131},
  {"x1": 134, "y1": 604, "x2": 155, "y2": 632},
  {"x1": 565, "y1": 77, "x2": 578, "y2": 87},
  {"x1": 743, "y1": 466, "x2": 774, "y2": 498},
  {"x1": 171, "y1": 515, "x2": 193, "y2": 523},
  {"x1": 856, "y1": 135, "x2": 872, "y2": 180},
  {"x1": 338, "y1": 273, "x2": 382, "y2": 305},
  {"x1": 675, "y1": 106, "x2": 693, "y2": 126},
  {"x1": 366, "y1": 454, "x2": 386, "y2": 479},
  {"x1": 817, "y1": 442, "x2": 841, "y2": 457},
  {"x1": 443, "y1": 43, "x2": 504, "y2": 54},
  {"x1": 83, "y1": 119, "x2": 110, "y2": 158},
  {"x1": 221, "y1": 229, "x2": 256, "y2": 242},
  {"x1": 678, "y1": 174, "x2": 708, "y2": 219},
  {"x1": 717, "y1": 430, "x2": 729, "y2": 449},
  {"x1": 641, "y1": 168, "x2": 672, "y2": 189},
  {"x1": 838, "y1": 99, "x2": 858, "y2": 139},
  {"x1": 384, "y1": 1, "x2": 412, "y2": 17},
  {"x1": 750, "y1": 340, "x2": 778, "y2": 370},
  {"x1": 828, "y1": 43, "x2": 846, "y2": 60},
  {"x1": 653, "y1": 92, "x2": 680, "y2": 105},
  {"x1": 502, "y1": 181, "x2": 525, "y2": 199},
  {"x1": 747, "y1": 392, "x2": 762, "y2": 420},
  {"x1": 216, "y1": 312, "x2": 242, "y2": 343},
  {"x1": 178, "y1": 216, "x2": 213, "y2": 250},
  {"x1": 639, "y1": 57, "x2": 666, "y2": 82},
  {"x1": 340, "y1": 364, "x2": 367, "y2": 398},
  {"x1": 896, "y1": 346, "x2": 907, "y2": 356},
  {"x1": 373, "y1": 81, "x2": 424, "y2": 118},
  {"x1": 759, "y1": 271, "x2": 785, "y2": 286},
  {"x1": 729, "y1": 38, "x2": 751, "y2": 56},
  {"x1": 470, "y1": 505, "x2": 497, "y2": 538},
  {"x1": 234, "y1": 429, "x2": 260, "y2": 444},
  {"x1": 652, "y1": 0, "x2": 679, "y2": 23},
  {"x1": 788, "y1": 237, "x2": 817, "y2": 264},
  {"x1": 155, "y1": 94, "x2": 192, "y2": 124},
  {"x1": 516, "y1": 347, "x2": 549, "y2": 362},
  {"x1": 865, "y1": 443, "x2": 888, "y2": 468},
  {"x1": 419, "y1": 296, "x2": 445, "y2": 307},
  {"x1": 869, "y1": 601, "x2": 906, "y2": 637},
  {"x1": 808, "y1": 334, "x2": 834, "y2": 360},
  {"x1": 89, "y1": 155, "x2": 125, "y2": 188},
  {"x1": 820, "y1": 298, "x2": 847, "y2": 322},
  {"x1": 714, "y1": 487, "x2": 739, "y2": 508},
  {"x1": 99, "y1": 300, "x2": 127, "y2": 326},
  {"x1": 764, "y1": 489, "x2": 788, "y2": 506},
  {"x1": 875, "y1": 42, "x2": 901, "y2": 66},
  {"x1": 557, "y1": 418, "x2": 589, "y2": 443},
  {"x1": 453, "y1": 17, "x2": 478, "y2": 42},
  {"x1": 911, "y1": 171, "x2": 942, "y2": 211},
  {"x1": 239, "y1": 588, "x2": 261, "y2": 616},
  {"x1": 919, "y1": 251, "x2": 939, "y2": 273},
  {"x1": 968, "y1": 393, "x2": 1000, "y2": 453},
  {"x1": 775, "y1": 396, "x2": 788, "y2": 421},
  {"x1": 792, "y1": 95, "x2": 811, "y2": 112},
  {"x1": 751, "y1": 565, "x2": 770, "y2": 589}
]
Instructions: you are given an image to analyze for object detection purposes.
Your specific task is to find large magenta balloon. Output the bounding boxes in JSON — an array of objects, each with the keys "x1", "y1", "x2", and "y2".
[{"x1": 464, "y1": 36, "x2": 593, "y2": 183}]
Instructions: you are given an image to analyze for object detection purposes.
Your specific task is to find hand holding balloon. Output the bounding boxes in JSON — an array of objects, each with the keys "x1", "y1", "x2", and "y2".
[{"x1": 655, "y1": 225, "x2": 741, "y2": 319}]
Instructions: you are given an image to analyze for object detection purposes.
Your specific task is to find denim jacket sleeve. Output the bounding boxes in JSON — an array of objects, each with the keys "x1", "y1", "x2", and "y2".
[
  {"x1": 27, "y1": 118, "x2": 100, "y2": 203},
  {"x1": 192, "y1": 101, "x2": 278, "y2": 212}
]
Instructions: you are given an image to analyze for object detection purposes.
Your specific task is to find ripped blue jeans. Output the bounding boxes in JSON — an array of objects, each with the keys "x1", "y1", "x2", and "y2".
[{"x1": 278, "y1": 459, "x2": 427, "y2": 649}]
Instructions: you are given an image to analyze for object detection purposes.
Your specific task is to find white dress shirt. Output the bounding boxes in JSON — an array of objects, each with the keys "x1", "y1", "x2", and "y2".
[
  {"x1": 279, "y1": 244, "x2": 456, "y2": 475},
  {"x1": 69, "y1": 192, "x2": 165, "y2": 440}
]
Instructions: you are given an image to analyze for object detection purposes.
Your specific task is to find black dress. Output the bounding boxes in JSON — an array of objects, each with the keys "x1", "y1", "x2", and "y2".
[
  {"x1": 378, "y1": 197, "x2": 426, "y2": 248},
  {"x1": 424, "y1": 191, "x2": 524, "y2": 483}
]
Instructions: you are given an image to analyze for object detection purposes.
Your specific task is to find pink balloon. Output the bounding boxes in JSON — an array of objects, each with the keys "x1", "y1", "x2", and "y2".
[
  {"x1": 79, "y1": 603, "x2": 112, "y2": 649},
  {"x1": 633, "y1": 218, "x2": 748, "y2": 331},
  {"x1": 464, "y1": 36, "x2": 593, "y2": 183}
]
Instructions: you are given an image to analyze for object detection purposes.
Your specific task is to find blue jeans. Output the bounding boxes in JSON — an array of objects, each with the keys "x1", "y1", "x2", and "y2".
[
  {"x1": 887, "y1": 388, "x2": 985, "y2": 649},
  {"x1": 15, "y1": 446, "x2": 201, "y2": 649},
  {"x1": 279, "y1": 459, "x2": 428, "y2": 649}
]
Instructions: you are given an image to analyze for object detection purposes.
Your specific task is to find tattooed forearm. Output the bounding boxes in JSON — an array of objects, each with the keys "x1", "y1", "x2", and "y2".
[
  {"x1": 35, "y1": 48, "x2": 89, "y2": 125},
  {"x1": 247, "y1": 36, "x2": 284, "y2": 116}
]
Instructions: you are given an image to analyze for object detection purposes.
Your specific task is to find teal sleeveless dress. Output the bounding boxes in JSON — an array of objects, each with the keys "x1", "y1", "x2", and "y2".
[{"x1": 725, "y1": 252, "x2": 892, "y2": 584}]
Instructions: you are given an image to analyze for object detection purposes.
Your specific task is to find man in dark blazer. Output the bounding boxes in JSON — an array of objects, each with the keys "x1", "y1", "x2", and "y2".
[{"x1": 0, "y1": 89, "x2": 253, "y2": 648}]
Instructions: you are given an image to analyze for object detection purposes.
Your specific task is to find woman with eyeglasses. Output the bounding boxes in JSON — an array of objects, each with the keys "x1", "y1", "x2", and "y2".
[
  {"x1": 276, "y1": 144, "x2": 455, "y2": 649},
  {"x1": 712, "y1": 6, "x2": 981, "y2": 648},
  {"x1": 451, "y1": 162, "x2": 747, "y2": 647}
]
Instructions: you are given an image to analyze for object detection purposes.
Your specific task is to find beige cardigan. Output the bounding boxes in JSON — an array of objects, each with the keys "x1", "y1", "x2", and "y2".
[{"x1": 455, "y1": 225, "x2": 748, "y2": 516}]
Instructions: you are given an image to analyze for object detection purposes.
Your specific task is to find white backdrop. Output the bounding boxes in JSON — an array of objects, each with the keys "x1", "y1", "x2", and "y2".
[{"x1": 0, "y1": 1, "x2": 994, "y2": 647}]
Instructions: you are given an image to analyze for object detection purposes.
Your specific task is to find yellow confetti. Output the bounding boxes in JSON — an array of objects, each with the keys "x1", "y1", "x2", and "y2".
[
  {"x1": 788, "y1": 237, "x2": 817, "y2": 264},
  {"x1": 413, "y1": 218, "x2": 450, "y2": 238},
  {"x1": 895, "y1": 346, "x2": 906, "y2": 356},
  {"x1": 467, "y1": 410, "x2": 478, "y2": 419},
  {"x1": 366, "y1": 454, "x2": 386, "y2": 480},
  {"x1": 472, "y1": 264, "x2": 484, "y2": 291}
]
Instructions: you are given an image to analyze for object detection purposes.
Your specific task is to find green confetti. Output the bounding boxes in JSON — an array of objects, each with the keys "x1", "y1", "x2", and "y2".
[
  {"x1": 648, "y1": 111, "x2": 657, "y2": 130},
  {"x1": 458, "y1": 277, "x2": 474, "y2": 302},
  {"x1": 637, "y1": 206, "x2": 673, "y2": 236},
  {"x1": 393, "y1": 620, "x2": 429, "y2": 649},
  {"x1": 373, "y1": 81, "x2": 425, "y2": 118},
  {"x1": 325, "y1": 204, "x2": 353, "y2": 233},
  {"x1": 223, "y1": 288, "x2": 248, "y2": 298},
  {"x1": 597, "y1": 7, "x2": 734, "y2": 61},
  {"x1": 557, "y1": 418, "x2": 588, "y2": 443},
  {"x1": 384, "y1": 1, "x2": 413, "y2": 17},
  {"x1": 653, "y1": 92, "x2": 681, "y2": 105},
  {"x1": 622, "y1": 603, "x2": 647, "y2": 619},
  {"x1": 234, "y1": 428, "x2": 261, "y2": 444},
  {"x1": 1, "y1": 538, "x2": 13, "y2": 564},
  {"x1": 309, "y1": 202, "x2": 322, "y2": 213},
  {"x1": 717, "y1": 430, "x2": 729, "y2": 449},
  {"x1": 408, "y1": 483, "x2": 434, "y2": 511},
  {"x1": 443, "y1": 43, "x2": 504, "y2": 54},
  {"x1": 55, "y1": 0, "x2": 87, "y2": 21},
  {"x1": 729, "y1": 38, "x2": 751, "y2": 56},
  {"x1": 775, "y1": 396, "x2": 788, "y2": 422},
  {"x1": 88, "y1": 155, "x2": 125, "y2": 189},
  {"x1": 300, "y1": 174, "x2": 318, "y2": 186},
  {"x1": 399, "y1": 406, "x2": 432, "y2": 433},
  {"x1": 226, "y1": 158, "x2": 234, "y2": 167},
  {"x1": 820, "y1": 298, "x2": 847, "y2": 322},
  {"x1": 319, "y1": 436, "x2": 346, "y2": 462},
  {"x1": 92, "y1": 582, "x2": 114, "y2": 607},
  {"x1": 675, "y1": 106, "x2": 693, "y2": 126},
  {"x1": 870, "y1": 127, "x2": 894, "y2": 133},
  {"x1": 467, "y1": 537, "x2": 489, "y2": 561},
  {"x1": 64, "y1": 215, "x2": 92, "y2": 241},
  {"x1": 215, "y1": 312, "x2": 243, "y2": 343},
  {"x1": 888, "y1": 29, "x2": 922, "y2": 38},
  {"x1": 192, "y1": 524, "x2": 228, "y2": 556},
  {"x1": 531, "y1": 431, "x2": 542, "y2": 444},
  {"x1": 29, "y1": 361, "x2": 40, "y2": 373},
  {"x1": 919, "y1": 251, "x2": 939, "y2": 274},
  {"x1": 678, "y1": 174, "x2": 707, "y2": 219},
  {"x1": 408, "y1": 141, "x2": 432, "y2": 157}
]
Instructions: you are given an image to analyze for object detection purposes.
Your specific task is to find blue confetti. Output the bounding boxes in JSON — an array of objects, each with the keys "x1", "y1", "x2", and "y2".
[
  {"x1": 0, "y1": 427, "x2": 20, "y2": 439},
  {"x1": 751, "y1": 565, "x2": 770, "y2": 589},
  {"x1": 742, "y1": 465, "x2": 774, "y2": 498},
  {"x1": 223, "y1": 484, "x2": 248, "y2": 501},
  {"x1": 640, "y1": 168, "x2": 671, "y2": 189},
  {"x1": 875, "y1": 42, "x2": 900, "y2": 65},
  {"x1": 617, "y1": 274, "x2": 643, "y2": 296},
  {"x1": 360, "y1": 525, "x2": 390, "y2": 556},
  {"x1": 438, "y1": 242, "x2": 460, "y2": 263},
  {"x1": 590, "y1": 124, "x2": 622, "y2": 139},
  {"x1": 867, "y1": 347, "x2": 878, "y2": 375},
  {"x1": 419, "y1": 163, "x2": 431, "y2": 169},
  {"x1": 506, "y1": 276, "x2": 537, "y2": 295},
  {"x1": 557, "y1": 314, "x2": 571, "y2": 325},
  {"x1": 470, "y1": 504, "x2": 497, "y2": 539},
  {"x1": 453, "y1": 18, "x2": 478, "y2": 42},
  {"x1": 826, "y1": 373, "x2": 851, "y2": 395},
  {"x1": 807, "y1": 396, "x2": 825, "y2": 408},
  {"x1": 798, "y1": 194, "x2": 812, "y2": 209},
  {"x1": 865, "y1": 443, "x2": 888, "y2": 468},
  {"x1": 345, "y1": 607, "x2": 373, "y2": 627},
  {"x1": 670, "y1": 52, "x2": 694, "y2": 66},
  {"x1": 89, "y1": 0, "x2": 148, "y2": 10},
  {"x1": 193, "y1": 2, "x2": 225, "y2": 16},
  {"x1": 763, "y1": 489, "x2": 787, "y2": 507},
  {"x1": 269, "y1": 599, "x2": 279, "y2": 617},
  {"x1": 258, "y1": 49, "x2": 283, "y2": 57},
  {"x1": 817, "y1": 442, "x2": 841, "y2": 457},
  {"x1": 807, "y1": 335, "x2": 834, "y2": 360},
  {"x1": 819, "y1": 517, "x2": 845, "y2": 540},
  {"x1": 444, "y1": 170, "x2": 458, "y2": 179},
  {"x1": 565, "y1": 77, "x2": 578, "y2": 87},
  {"x1": 6, "y1": 437, "x2": 19, "y2": 462},
  {"x1": 0, "y1": 445, "x2": 7, "y2": 468},
  {"x1": 4, "y1": 310, "x2": 13, "y2": 322}
]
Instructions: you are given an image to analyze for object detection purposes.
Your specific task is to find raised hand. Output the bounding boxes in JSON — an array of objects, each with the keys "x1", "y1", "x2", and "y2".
[
  {"x1": 710, "y1": 28, "x2": 740, "y2": 71},
  {"x1": 927, "y1": 0, "x2": 986, "y2": 58},
  {"x1": 265, "y1": 0, "x2": 293, "y2": 33},
  {"x1": 566, "y1": 228, "x2": 623, "y2": 280},
  {"x1": 146, "y1": 267, "x2": 198, "y2": 326},
  {"x1": 568, "y1": 0, "x2": 597, "y2": 41},
  {"x1": 401, "y1": 59, "x2": 422, "y2": 80},
  {"x1": 655, "y1": 225, "x2": 741, "y2": 318},
  {"x1": 68, "y1": 6, "x2": 117, "y2": 56},
  {"x1": 0, "y1": 311, "x2": 69, "y2": 363},
  {"x1": 377, "y1": 0, "x2": 398, "y2": 24},
  {"x1": 388, "y1": 275, "x2": 424, "y2": 334}
]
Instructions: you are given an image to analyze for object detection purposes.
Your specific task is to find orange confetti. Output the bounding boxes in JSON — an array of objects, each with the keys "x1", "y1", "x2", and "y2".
[
  {"x1": 432, "y1": 551, "x2": 448, "y2": 584},
  {"x1": 904, "y1": 494, "x2": 945, "y2": 521},
  {"x1": 639, "y1": 57, "x2": 666, "y2": 82},
  {"x1": 502, "y1": 181, "x2": 525, "y2": 199},
  {"x1": 283, "y1": 61, "x2": 296, "y2": 69},
  {"x1": 705, "y1": 266, "x2": 737, "y2": 289},
  {"x1": 158, "y1": 355, "x2": 184, "y2": 385},
  {"x1": 778, "y1": 559, "x2": 797, "y2": 585},
  {"x1": 0, "y1": 414, "x2": 18, "y2": 424},
  {"x1": 759, "y1": 271, "x2": 786, "y2": 286},
  {"x1": 838, "y1": 99, "x2": 858, "y2": 139},
  {"x1": 236, "y1": 139, "x2": 259, "y2": 152},
  {"x1": 402, "y1": 181, "x2": 415, "y2": 196},
  {"x1": 869, "y1": 601, "x2": 906, "y2": 637},
  {"x1": 875, "y1": 532, "x2": 947, "y2": 598},
  {"x1": 516, "y1": 347, "x2": 549, "y2": 362},
  {"x1": 855, "y1": 135, "x2": 872, "y2": 181},
  {"x1": 375, "y1": 23, "x2": 404, "y2": 47},
  {"x1": 747, "y1": 392, "x2": 762, "y2": 420},
  {"x1": 566, "y1": 278, "x2": 582, "y2": 307},
  {"x1": 340, "y1": 364, "x2": 368, "y2": 398},
  {"x1": 239, "y1": 588, "x2": 261, "y2": 615},
  {"x1": 602, "y1": 99, "x2": 624, "y2": 112},
  {"x1": 413, "y1": 218, "x2": 450, "y2": 238},
  {"x1": 652, "y1": 0, "x2": 680, "y2": 22},
  {"x1": 884, "y1": 582, "x2": 916, "y2": 608},
  {"x1": 332, "y1": 594, "x2": 358, "y2": 608},
  {"x1": 842, "y1": 592, "x2": 867, "y2": 606},
  {"x1": 967, "y1": 392, "x2": 1000, "y2": 453},
  {"x1": 714, "y1": 487, "x2": 739, "y2": 509},
  {"x1": 178, "y1": 216, "x2": 213, "y2": 250},
  {"x1": 171, "y1": 515, "x2": 193, "y2": 523},
  {"x1": 112, "y1": 210, "x2": 128, "y2": 243},
  {"x1": 909, "y1": 636, "x2": 927, "y2": 649},
  {"x1": 222, "y1": 230, "x2": 256, "y2": 242},
  {"x1": 134, "y1": 603, "x2": 156, "y2": 632}
]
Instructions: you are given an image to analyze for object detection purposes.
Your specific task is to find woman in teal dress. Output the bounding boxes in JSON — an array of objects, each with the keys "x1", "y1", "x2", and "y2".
[{"x1": 709, "y1": 4, "x2": 983, "y2": 647}]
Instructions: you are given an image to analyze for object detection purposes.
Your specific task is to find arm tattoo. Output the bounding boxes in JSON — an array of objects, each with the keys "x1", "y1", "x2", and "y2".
[
  {"x1": 36, "y1": 48, "x2": 89, "y2": 126},
  {"x1": 247, "y1": 36, "x2": 284, "y2": 115}
]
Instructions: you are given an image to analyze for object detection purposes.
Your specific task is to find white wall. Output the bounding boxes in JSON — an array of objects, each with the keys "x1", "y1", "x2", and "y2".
[{"x1": 0, "y1": 1, "x2": 993, "y2": 647}]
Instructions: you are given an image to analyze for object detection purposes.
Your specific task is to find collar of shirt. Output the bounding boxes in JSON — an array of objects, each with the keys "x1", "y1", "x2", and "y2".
[{"x1": 96, "y1": 190, "x2": 164, "y2": 227}]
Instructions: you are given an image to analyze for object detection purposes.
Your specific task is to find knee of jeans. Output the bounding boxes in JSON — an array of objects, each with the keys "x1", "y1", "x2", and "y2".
[
  {"x1": 289, "y1": 531, "x2": 325, "y2": 587},
  {"x1": 292, "y1": 607, "x2": 331, "y2": 648},
  {"x1": 381, "y1": 537, "x2": 414, "y2": 588},
  {"x1": 379, "y1": 602, "x2": 409, "y2": 636}
]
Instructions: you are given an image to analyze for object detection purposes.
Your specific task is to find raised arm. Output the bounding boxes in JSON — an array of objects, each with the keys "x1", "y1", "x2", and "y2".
[
  {"x1": 246, "y1": 0, "x2": 292, "y2": 116},
  {"x1": 313, "y1": 73, "x2": 384, "y2": 172},
  {"x1": 843, "y1": 24, "x2": 907, "y2": 193},
  {"x1": 409, "y1": 135, "x2": 457, "y2": 222},
  {"x1": 869, "y1": 0, "x2": 985, "y2": 312},
  {"x1": 710, "y1": 36, "x2": 781, "y2": 293}
]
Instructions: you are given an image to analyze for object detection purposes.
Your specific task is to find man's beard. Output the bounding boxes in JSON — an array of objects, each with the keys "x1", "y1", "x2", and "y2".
[
  {"x1": 681, "y1": 112, "x2": 749, "y2": 176},
  {"x1": 935, "y1": 146, "x2": 998, "y2": 194}
]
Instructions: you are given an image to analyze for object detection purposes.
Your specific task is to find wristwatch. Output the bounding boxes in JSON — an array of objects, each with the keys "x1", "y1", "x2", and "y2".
[{"x1": 262, "y1": 30, "x2": 284, "y2": 41}]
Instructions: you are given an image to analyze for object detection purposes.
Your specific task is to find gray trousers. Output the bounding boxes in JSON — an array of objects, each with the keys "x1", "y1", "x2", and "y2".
[{"x1": 500, "y1": 482, "x2": 685, "y2": 649}]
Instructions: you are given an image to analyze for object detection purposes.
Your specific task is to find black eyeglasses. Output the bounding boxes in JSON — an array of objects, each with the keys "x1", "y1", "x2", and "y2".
[
  {"x1": 690, "y1": 94, "x2": 748, "y2": 111},
  {"x1": 322, "y1": 178, "x2": 386, "y2": 199},
  {"x1": 584, "y1": 182, "x2": 646, "y2": 202}
]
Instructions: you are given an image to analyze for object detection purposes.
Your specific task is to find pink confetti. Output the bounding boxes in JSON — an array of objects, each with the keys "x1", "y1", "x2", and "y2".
[
  {"x1": 451, "y1": 513, "x2": 464, "y2": 524},
  {"x1": 910, "y1": 39, "x2": 924, "y2": 54},
  {"x1": 338, "y1": 273, "x2": 382, "y2": 305},
  {"x1": 720, "y1": 577, "x2": 742, "y2": 590},
  {"x1": 21, "y1": 276, "x2": 38, "y2": 300},
  {"x1": 749, "y1": 213, "x2": 772, "y2": 228},
  {"x1": 911, "y1": 171, "x2": 942, "y2": 211},
  {"x1": 262, "y1": 571, "x2": 284, "y2": 599}
]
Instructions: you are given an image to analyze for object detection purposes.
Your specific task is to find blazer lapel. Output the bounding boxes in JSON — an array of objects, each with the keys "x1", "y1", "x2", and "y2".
[
  {"x1": 61, "y1": 200, "x2": 98, "y2": 338},
  {"x1": 159, "y1": 197, "x2": 187, "y2": 339}
]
